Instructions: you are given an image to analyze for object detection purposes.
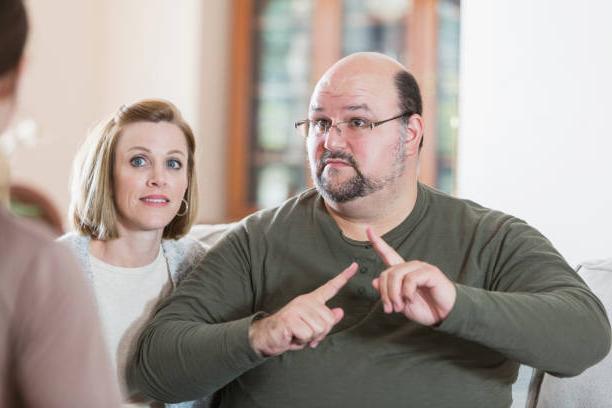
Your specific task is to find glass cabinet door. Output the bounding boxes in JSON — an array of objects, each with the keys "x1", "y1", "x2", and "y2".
[
  {"x1": 435, "y1": 0, "x2": 460, "y2": 193},
  {"x1": 342, "y1": 0, "x2": 408, "y2": 60},
  {"x1": 251, "y1": 0, "x2": 313, "y2": 209}
]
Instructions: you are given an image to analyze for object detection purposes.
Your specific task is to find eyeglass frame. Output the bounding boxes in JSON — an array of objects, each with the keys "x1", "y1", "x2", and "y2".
[{"x1": 294, "y1": 111, "x2": 414, "y2": 138}]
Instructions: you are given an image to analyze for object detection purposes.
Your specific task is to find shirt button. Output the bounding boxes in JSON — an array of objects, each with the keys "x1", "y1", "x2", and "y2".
[
  {"x1": 359, "y1": 266, "x2": 369, "y2": 274},
  {"x1": 357, "y1": 287, "x2": 366, "y2": 295}
]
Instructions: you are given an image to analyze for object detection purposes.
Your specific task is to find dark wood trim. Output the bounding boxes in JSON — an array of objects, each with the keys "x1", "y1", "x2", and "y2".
[
  {"x1": 406, "y1": 0, "x2": 439, "y2": 187},
  {"x1": 311, "y1": 0, "x2": 343, "y2": 83},
  {"x1": 227, "y1": 0, "x2": 257, "y2": 221}
]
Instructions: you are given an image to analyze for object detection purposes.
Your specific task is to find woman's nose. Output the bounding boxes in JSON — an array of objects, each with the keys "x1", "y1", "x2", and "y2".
[{"x1": 146, "y1": 165, "x2": 167, "y2": 187}]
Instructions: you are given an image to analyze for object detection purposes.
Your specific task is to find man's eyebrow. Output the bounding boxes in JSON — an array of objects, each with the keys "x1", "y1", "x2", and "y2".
[
  {"x1": 344, "y1": 103, "x2": 370, "y2": 112},
  {"x1": 309, "y1": 103, "x2": 371, "y2": 113}
]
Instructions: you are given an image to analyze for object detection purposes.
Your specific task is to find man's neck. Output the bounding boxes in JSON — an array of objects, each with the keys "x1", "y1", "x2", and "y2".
[{"x1": 324, "y1": 180, "x2": 419, "y2": 241}]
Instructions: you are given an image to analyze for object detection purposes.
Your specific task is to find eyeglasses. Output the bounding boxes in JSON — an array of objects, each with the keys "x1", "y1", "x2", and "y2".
[{"x1": 294, "y1": 112, "x2": 412, "y2": 138}]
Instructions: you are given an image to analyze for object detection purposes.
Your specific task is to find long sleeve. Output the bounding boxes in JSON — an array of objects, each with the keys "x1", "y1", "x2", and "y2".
[
  {"x1": 128, "y1": 224, "x2": 267, "y2": 403},
  {"x1": 7, "y1": 233, "x2": 122, "y2": 407},
  {"x1": 437, "y1": 217, "x2": 611, "y2": 376}
]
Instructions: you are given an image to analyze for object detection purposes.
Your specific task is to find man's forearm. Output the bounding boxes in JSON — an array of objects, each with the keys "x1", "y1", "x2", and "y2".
[
  {"x1": 438, "y1": 285, "x2": 611, "y2": 376},
  {"x1": 128, "y1": 316, "x2": 266, "y2": 403}
]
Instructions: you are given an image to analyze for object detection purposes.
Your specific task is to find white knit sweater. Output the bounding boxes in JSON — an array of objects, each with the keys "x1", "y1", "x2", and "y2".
[{"x1": 58, "y1": 232, "x2": 210, "y2": 408}]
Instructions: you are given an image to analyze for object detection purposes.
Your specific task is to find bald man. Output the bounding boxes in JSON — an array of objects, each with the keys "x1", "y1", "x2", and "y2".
[{"x1": 129, "y1": 53, "x2": 611, "y2": 408}]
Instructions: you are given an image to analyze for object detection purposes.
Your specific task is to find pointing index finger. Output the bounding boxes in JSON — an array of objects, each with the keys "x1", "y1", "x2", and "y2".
[
  {"x1": 311, "y1": 262, "x2": 358, "y2": 303},
  {"x1": 366, "y1": 227, "x2": 404, "y2": 266}
]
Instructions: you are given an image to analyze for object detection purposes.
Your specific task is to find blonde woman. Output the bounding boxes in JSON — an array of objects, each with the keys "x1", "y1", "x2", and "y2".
[{"x1": 60, "y1": 99, "x2": 207, "y2": 407}]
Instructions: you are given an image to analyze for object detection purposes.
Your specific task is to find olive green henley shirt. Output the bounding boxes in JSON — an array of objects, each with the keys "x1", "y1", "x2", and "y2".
[{"x1": 129, "y1": 184, "x2": 610, "y2": 408}]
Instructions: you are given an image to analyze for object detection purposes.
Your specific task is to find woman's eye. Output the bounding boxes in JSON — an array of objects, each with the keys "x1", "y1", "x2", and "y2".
[
  {"x1": 167, "y1": 159, "x2": 182, "y2": 170},
  {"x1": 349, "y1": 118, "x2": 369, "y2": 128},
  {"x1": 130, "y1": 156, "x2": 147, "y2": 167}
]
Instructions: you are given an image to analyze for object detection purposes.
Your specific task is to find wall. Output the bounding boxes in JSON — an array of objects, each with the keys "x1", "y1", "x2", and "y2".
[
  {"x1": 10, "y1": 0, "x2": 230, "y2": 224},
  {"x1": 12, "y1": 0, "x2": 101, "y2": 222},
  {"x1": 458, "y1": 0, "x2": 612, "y2": 266}
]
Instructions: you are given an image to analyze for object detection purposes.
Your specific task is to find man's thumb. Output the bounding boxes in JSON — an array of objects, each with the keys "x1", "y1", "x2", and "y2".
[{"x1": 331, "y1": 307, "x2": 344, "y2": 324}]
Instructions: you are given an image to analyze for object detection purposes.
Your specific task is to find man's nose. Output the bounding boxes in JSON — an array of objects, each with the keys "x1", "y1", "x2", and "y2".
[{"x1": 323, "y1": 123, "x2": 347, "y2": 151}]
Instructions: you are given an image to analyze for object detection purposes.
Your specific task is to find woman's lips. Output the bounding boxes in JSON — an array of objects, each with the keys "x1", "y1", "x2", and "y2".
[{"x1": 140, "y1": 195, "x2": 170, "y2": 207}]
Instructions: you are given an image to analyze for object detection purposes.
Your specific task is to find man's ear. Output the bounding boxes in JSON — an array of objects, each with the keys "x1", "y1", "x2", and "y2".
[{"x1": 404, "y1": 114, "x2": 424, "y2": 156}]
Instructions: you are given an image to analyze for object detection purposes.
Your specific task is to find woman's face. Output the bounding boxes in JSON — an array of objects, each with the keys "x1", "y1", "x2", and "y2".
[{"x1": 112, "y1": 121, "x2": 189, "y2": 235}]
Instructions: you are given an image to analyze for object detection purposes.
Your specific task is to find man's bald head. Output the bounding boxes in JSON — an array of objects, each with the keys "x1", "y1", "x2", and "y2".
[
  {"x1": 311, "y1": 52, "x2": 423, "y2": 148},
  {"x1": 315, "y1": 52, "x2": 406, "y2": 91}
]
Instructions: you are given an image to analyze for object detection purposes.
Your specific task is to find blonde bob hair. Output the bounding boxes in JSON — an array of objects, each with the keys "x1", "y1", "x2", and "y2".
[{"x1": 69, "y1": 99, "x2": 198, "y2": 240}]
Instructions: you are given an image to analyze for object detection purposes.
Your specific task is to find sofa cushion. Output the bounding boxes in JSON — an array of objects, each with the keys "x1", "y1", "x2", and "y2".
[
  {"x1": 529, "y1": 258, "x2": 612, "y2": 407},
  {"x1": 188, "y1": 223, "x2": 234, "y2": 248}
]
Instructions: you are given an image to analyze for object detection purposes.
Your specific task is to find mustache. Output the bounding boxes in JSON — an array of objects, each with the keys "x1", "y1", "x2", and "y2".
[{"x1": 317, "y1": 150, "x2": 358, "y2": 174}]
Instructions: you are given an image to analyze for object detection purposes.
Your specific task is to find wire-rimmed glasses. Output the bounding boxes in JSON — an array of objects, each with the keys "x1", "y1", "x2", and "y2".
[{"x1": 294, "y1": 111, "x2": 412, "y2": 138}]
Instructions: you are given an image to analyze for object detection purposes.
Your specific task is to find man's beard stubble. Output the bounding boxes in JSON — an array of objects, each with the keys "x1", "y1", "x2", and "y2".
[{"x1": 312, "y1": 133, "x2": 408, "y2": 203}]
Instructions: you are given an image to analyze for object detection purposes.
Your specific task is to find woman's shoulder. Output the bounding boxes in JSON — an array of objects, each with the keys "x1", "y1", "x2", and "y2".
[
  {"x1": 56, "y1": 232, "x2": 91, "y2": 273},
  {"x1": 163, "y1": 235, "x2": 208, "y2": 258},
  {"x1": 162, "y1": 236, "x2": 208, "y2": 281},
  {"x1": 57, "y1": 232, "x2": 89, "y2": 253}
]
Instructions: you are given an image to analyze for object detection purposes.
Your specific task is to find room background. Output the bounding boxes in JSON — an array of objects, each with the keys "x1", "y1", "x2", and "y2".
[{"x1": 5, "y1": 0, "x2": 611, "y2": 267}]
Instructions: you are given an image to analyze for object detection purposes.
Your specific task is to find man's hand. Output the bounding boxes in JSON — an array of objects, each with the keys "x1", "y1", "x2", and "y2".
[
  {"x1": 249, "y1": 263, "x2": 358, "y2": 357},
  {"x1": 367, "y1": 227, "x2": 456, "y2": 326}
]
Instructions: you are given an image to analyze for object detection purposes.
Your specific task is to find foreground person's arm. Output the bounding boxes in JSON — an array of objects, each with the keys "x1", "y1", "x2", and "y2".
[{"x1": 15, "y1": 239, "x2": 121, "y2": 407}]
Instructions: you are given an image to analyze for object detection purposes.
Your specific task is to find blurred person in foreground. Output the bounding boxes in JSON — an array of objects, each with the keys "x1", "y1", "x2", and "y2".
[
  {"x1": 129, "y1": 52, "x2": 611, "y2": 407},
  {"x1": 60, "y1": 99, "x2": 208, "y2": 408},
  {"x1": 0, "y1": 0, "x2": 121, "y2": 407}
]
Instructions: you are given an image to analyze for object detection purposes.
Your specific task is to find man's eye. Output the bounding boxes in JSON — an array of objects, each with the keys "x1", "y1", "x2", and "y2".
[
  {"x1": 130, "y1": 156, "x2": 147, "y2": 167},
  {"x1": 167, "y1": 159, "x2": 182, "y2": 170},
  {"x1": 348, "y1": 118, "x2": 369, "y2": 129},
  {"x1": 312, "y1": 119, "x2": 331, "y2": 132}
]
